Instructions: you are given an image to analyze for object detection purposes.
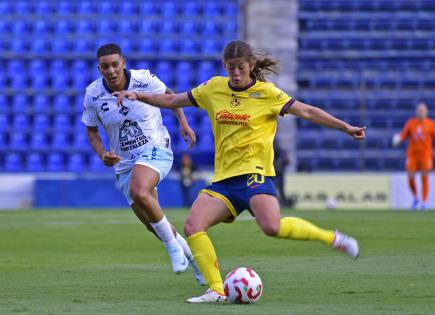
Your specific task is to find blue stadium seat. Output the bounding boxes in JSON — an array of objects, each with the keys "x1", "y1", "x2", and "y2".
[
  {"x1": 139, "y1": 20, "x2": 155, "y2": 34},
  {"x1": 67, "y1": 153, "x2": 86, "y2": 172},
  {"x1": 15, "y1": 1, "x2": 31, "y2": 14},
  {"x1": 201, "y1": 39, "x2": 219, "y2": 54},
  {"x1": 139, "y1": 2, "x2": 157, "y2": 16},
  {"x1": 53, "y1": 95, "x2": 71, "y2": 113},
  {"x1": 4, "y1": 153, "x2": 24, "y2": 172},
  {"x1": 119, "y1": 38, "x2": 134, "y2": 55},
  {"x1": 78, "y1": 1, "x2": 92, "y2": 14},
  {"x1": 73, "y1": 40, "x2": 92, "y2": 54},
  {"x1": 29, "y1": 60, "x2": 46, "y2": 76},
  {"x1": 50, "y1": 60, "x2": 67, "y2": 76},
  {"x1": 138, "y1": 38, "x2": 156, "y2": 54},
  {"x1": 160, "y1": 2, "x2": 178, "y2": 17},
  {"x1": 55, "y1": 20, "x2": 71, "y2": 34},
  {"x1": 96, "y1": 20, "x2": 115, "y2": 34},
  {"x1": 32, "y1": 20, "x2": 49, "y2": 35},
  {"x1": 51, "y1": 132, "x2": 70, "y2": 150},
  {"x1": 33, "y1": 95, "x2": 50, "y2": 113},
  {"x1": 179, "y1": 20, "x2": 197, "y2": 35},
  {"x1": 0, "y1": 132, "x2": 7, "y2": 150},
  {"x1": 159, "y1": 40, "x2": 178, "y2": 55},
  {"x1": 52, "y1": 40, "x2": 69, "y2": 53},
  {"x1": 155, "y1": 61, "x2": 174, "y2": 85},
  {"x1": 30, "y1": 132, "x2": 49, "y2": 150},
  {"x1": 222, "y1": 21, "x2": 237, "y2": 37},
  {"x1": 53, "y1": 114, "x2": 71, "y2": 131},
  {"x1": 56, "y1": 1, "x2": 71, "y2": 14},
  {"x1": 200, "y1": 21, "x2": 220, "y2": 36},
  {"x1": 9, "y1": 132, "x2": 28, "y2": 150},
  {"x1": 182, "y1": 1, "x2": 199, "y2": 16},
  {"x1": 8, "y1": 60, "x2": 25, "y2": 74},
  {"x1": 13, "y1": 114, "x2": 30, "y2": 131},
  {"x1": 175, "y1": 61, "x2": 194, "y2": 84},
  {"x1": 10, "y1": 75, "x2": 27, "y2": 90},
  {"x1": 72, "y1": 132, "x2": 90, "y2": 151},
  {"x1": 31, "y1": 39, "x2": 49, "y2": 53},
  {"x1": 118, "y1": 20, "x2": 136, "y2": 34},
  {"x1": 75, "y1": 20, "x2": 93, "y2": 34},
  {"x1": 33, "y1": 113, "x2": 50, "y2": 132},
  {"x1": 12, "y1": 95, "x2": 29, "y2": 113},
  {"x1": 51, "y1": 73, "x2": 69, "y2": 90},
  {"x1": 198, "y1": 61, "x2": 217, "y2": 83},
  {"x1": 179, "y1": 39, "x2": 197, "y2": 55},
  {"x1": 203, "y1": 2, "x2": 221, "y2": 16},
  {"x1": 120, "y1": 2, "x2": 135, "y2": 14},
  {"x1": 198, "y1": 133, "x2": 214, "y2": 150},
  {"x1": 159, "y1": 21, "x2": 178, "y2": 35},
  {"x1": 26, "y1": 152, "x2": 45, "y2": 172},
  {"x1": 0, "y1": 2, "x2": 10, "y2": 15},
  {"x1": 9, "y1": 39, "x2": 27, "y2": 53},
  {"x1": 47, "y1": 152, "x2": 65, "y2": 172},
  {"x1": 98, "y1": 1, "x2": 113, "y2": 14},
  {"x1": 0, "y1": 114, "x2": 9, "y2": 132},
  {"x1": 11, "y1": 21, "x2": 28, "y2": 34},
  {"x1": 223, "y1": 2, "x2": 238, "y2": 17},
  {"x1": 35, "y1": 1, "x2": 51, "y2": 14},
  {"x1": 72, "y1": 75, "x2": 89, "y2": 90}
]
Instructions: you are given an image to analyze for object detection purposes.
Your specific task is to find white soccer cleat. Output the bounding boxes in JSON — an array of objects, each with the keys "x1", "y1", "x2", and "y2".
[
  {"x1": 332, "y1": 230, "x2": 360, "y2": 259},
  {"x1": 186, "y1": 256, "x2": 206, "y2": 286},
  {"x1": 167, "y1": 245, "x2": 189, "y2": 274},
  {"x1": 186, "y1": 288, "x2": 227, "y2": 303}
]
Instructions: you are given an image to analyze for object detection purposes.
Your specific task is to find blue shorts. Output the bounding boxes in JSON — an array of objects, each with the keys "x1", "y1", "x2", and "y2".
[
  {"x1": 116, "y1": 145, "x2": 173, "y2": 205},
  {"x1": 201, "y1": 173, "x2": 277, "y2": 221}
]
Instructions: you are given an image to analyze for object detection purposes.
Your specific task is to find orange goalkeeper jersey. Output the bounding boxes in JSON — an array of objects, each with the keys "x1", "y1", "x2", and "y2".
[{"x1": 400, "y1": 117, "x2": 435, "y2": 158}]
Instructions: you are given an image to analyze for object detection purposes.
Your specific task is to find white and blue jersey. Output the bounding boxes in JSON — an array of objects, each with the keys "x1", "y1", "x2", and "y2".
[{"x1": 82, "y1": 69, "x2": 172, "y2": 174}]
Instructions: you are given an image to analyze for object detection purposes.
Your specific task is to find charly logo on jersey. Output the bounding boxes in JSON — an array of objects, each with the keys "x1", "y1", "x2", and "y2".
[
  {"x1": 216, "y1": 110, "x2": 251, "y2": 126},
  {"x1": 230, "y1": 93, "x2": 241, "y2": 108},
  {"x1": 92, "y1": 92, "x2": 105, "y2": 102},
  {"x1": 132, "y1": 82, "x2": 149, "y2": 88},
  {"x1": 119, "y1": 120, "x2": 148, "y2": 152}
]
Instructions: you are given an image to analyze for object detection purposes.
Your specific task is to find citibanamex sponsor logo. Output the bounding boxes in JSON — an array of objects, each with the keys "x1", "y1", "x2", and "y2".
[{"x1": 215, "y1": 110, "x2": 251, "y2": 126}]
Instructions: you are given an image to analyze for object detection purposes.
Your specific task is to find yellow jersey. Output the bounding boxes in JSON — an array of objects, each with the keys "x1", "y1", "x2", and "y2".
[{"x1": 188, "y1": 76, "x2": 294, "y2": 182}]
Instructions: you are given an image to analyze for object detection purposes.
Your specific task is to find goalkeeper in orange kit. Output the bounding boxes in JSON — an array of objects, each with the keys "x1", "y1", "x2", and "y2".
[{"x1": 393, "y1": 103, "x2": 435, "y2": 209}]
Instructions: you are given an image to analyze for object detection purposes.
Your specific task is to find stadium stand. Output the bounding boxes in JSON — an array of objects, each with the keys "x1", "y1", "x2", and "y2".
[
  {"x1": 297, "y1": 0, "x2": 435, "y2": 171},
  {"x1": 0, "y1": 0, "x2": 239, "y2": 172}
]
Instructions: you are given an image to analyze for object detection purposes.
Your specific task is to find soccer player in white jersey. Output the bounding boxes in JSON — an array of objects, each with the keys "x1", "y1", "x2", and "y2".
[{"x1": 82, "y1": 43, "x2": 205, "y2": 285}]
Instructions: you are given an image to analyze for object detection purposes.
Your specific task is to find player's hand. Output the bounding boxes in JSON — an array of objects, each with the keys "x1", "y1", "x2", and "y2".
[
  {"x1": 180, "y1": 124, "x2": 197, "y2": 149},
  {"x1": 100, "y1": 151, "x2": 121, "y2": 166},
  {"x1": 392, "y1": 133, "x2": 401, "y2": 147},
  {"x1": 346, "y1": 126, "x2": 366, "y2": 140},
  {"x1": 112, "y1": 91, "x2": 138, "y2": 107}
]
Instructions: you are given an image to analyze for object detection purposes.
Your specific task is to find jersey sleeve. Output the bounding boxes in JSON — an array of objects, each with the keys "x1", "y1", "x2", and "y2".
[
  {"x1": 81, "y1": 93, "x2": 100, "y2": 127},
  {"x1": 400, "y1": 119, "x2": 411, "y2": 141},
  {"x1": 187, "y1": 78, "x2": 214, "y2": 109},
  {"x1": 267, "y1": 84, "x2": 295, "y2": 116},
  {"x1": 144, "y1": 70, "x2": 166, "y2": 94}
]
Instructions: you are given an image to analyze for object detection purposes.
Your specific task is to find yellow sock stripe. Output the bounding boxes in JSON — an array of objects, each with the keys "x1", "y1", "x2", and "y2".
[{"x1": 200, "y1": 189, "x2": 238, "y2": 219}]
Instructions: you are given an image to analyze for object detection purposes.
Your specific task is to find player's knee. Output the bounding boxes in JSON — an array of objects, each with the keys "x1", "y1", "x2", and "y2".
[
  {"x1": 259, "y1": 221, "x2": 280, "y2": 237},
  {"x1": 184, "y1": 215, "x2": 202, "y2": 236},
  {"x1": 130, "y1": 187, "x2": 153, "y2": 206}
]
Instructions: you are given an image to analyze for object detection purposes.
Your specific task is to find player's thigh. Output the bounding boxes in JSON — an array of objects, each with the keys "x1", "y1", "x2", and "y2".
[
  {"x1": 130, "y1": 164, "x2": 160, "y2": 194},
  {"x1": 250, "y1": 194, "x2": 281, "y2": 236},
  {"x1": 406, "y1": 156, "x2": 418, "y2": 173},
  {"x1": 184, "y1": 192, "x2": 233, "y2": 235}
]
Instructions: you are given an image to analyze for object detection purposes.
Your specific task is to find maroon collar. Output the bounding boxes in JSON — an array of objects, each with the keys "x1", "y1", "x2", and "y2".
[{"x1": 228, "y1": 78, "x2": 257, "y2": 92}]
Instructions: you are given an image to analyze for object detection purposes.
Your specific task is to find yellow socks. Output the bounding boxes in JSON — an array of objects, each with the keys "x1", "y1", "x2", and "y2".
[
  {"x1": 187, "y1": 232, "x2": 224, "y2": 294},
  {"x1": 277, "y1": 217, "x2": 335, "y2": 245}
]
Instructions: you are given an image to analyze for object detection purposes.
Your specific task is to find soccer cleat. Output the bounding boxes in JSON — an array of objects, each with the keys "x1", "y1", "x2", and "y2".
[
  {"x1": 186, "y1": 256, "x2": 206, "y2": 286},
  {"x1": 167, "y1": 244, "x2": 189, "y2": 274},
  {"x1": 420, "y1": 202, "x2": 427, "y2": 211},
  {"x1": 187, "y1": 288, "x2": 227, "y2": 303},
  {"x1": 332, "y1": 230, "x2": 359, "y2": 259},
  {"x1": 412, "y1": 198, "x2": 419, "y2": 210}
]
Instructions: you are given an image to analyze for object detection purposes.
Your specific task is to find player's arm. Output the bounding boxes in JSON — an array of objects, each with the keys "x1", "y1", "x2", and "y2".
[
  {"x1": 286, "y1": 100, "x2": 366, "y2": 140},
  {"x1": 86, "y1": 126, "x2": 120, "y2": 166},
  {"x1": 165, "y1": 88, "x2": 196, "y2": 149},
  {"x1": 393, "y1": 121, "x2": 410, "y2": 147},
  {"x1": 112, "y1": 90, "x2": 192, "y2": 109}
]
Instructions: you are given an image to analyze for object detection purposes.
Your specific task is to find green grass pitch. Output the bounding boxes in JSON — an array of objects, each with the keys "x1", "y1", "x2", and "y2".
[{"x1": 1, "y1": 209, "x2": 435, "y2": 315}]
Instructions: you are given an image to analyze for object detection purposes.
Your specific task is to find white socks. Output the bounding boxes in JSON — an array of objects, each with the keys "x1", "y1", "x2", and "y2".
[
  {"x1": 150, "y1": 216, "x2": 178, "y2": 248},
  {"x1": 176, "y1": 232, "x2": 194, "y2": 260}
]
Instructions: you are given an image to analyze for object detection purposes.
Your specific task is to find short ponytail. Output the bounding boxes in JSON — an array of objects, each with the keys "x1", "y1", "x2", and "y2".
[{"x1": 251, "y1": 54, "x2": 279, "y2": 82}]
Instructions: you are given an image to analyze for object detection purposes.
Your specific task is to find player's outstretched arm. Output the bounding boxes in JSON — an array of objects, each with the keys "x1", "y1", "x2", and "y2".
[
  {"x1": 165, "y1": 88, "x2": 197, "y2": 149},
  {"x1": 287, "y1": 100, "x2": 366, "y2": 140},
  {"x1": 112, "y1": 91, "x2": 192, "y2": 109}
]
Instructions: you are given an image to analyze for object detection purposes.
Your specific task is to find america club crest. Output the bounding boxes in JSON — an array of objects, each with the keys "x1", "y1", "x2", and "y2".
[{"x1": 230, "y1": 95, "x2": 241, "y2": 108}]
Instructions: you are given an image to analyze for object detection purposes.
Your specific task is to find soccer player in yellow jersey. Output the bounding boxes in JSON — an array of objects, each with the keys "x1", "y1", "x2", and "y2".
[{"x1": 113, "y1": 40, "x2": 366, "y2": 303}]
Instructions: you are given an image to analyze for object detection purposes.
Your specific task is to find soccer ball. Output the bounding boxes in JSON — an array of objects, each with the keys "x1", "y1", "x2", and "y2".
[{"x1": 224, "y1": 267, "x2": 263, "y2": 304}]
